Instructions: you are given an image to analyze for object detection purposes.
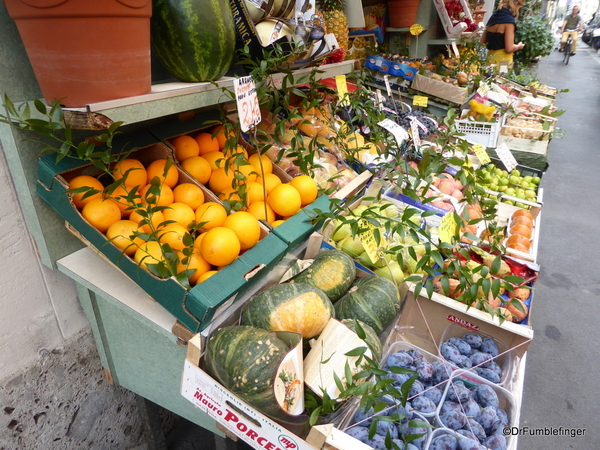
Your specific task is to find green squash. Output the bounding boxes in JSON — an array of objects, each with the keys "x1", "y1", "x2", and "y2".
[
  {"x1": 290, "y1": 249, "x2": 356, "y2": 301},
  {"x1": 340, "y1": 318, "x2": 383, "y2": 364},
  {"x1": 334, "y1": 275, "x2": 401, "y2": 334},
  {"x1": 240, "y1": 282, "x2": 334, "y2": 339},
  {"x1": 205, "y1": 325, "x2": 289, "y2": 414}
]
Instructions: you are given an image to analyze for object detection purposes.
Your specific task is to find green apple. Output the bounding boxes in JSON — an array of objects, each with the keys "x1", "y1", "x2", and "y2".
[
  {"x1": 523, "y1": 176, "x2": 533, "y2": 183},
  {"x1": 331, "y1": 220, "x2": 352, "y2": 242},
  {"x1": 498, "y1": 185, "x2": 508, "y2": 192},
  {"x1": 374, "y1": 261, "x2": 405, "y2": 283},
  {"x1": 508, "y1": 175, "x2": 520, "y2": 185},
  {"x1": 505, "y1": 187, "x2": 516, "y2": 196},
  {"x1": 340, "y1": 236, "x2": 365, "y2": 257},
  {"x1": 499, "y1": 177, "x2": 509, "y2": 186},
  {"x1": 525, "y1": 190, "x2": 536, "y2": 199},
  {"x1": 532, "y1": 176, "x2": 541, "y2": 184},
  {"x1": 511, "y1": 169, "x2": 521, "y2": 177}
]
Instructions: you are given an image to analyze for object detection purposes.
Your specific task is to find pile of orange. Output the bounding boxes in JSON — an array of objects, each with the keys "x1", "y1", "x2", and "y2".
[
  {"x1": 170, "y1": 127, "x2": 319, "y2": 226},
  {"x1": 67, "y1": 144, "x2": 265, "y2": 286},
  {"x1": 506, "y1": 209, "x2": 535, "y2": 254}
]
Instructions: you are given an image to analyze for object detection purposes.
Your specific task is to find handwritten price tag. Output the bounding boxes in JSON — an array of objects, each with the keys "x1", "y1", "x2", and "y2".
[
  {"x1": 234, "y1": 76, "x2": 261, "y2": 132},
  {"x1": 495, "y1": 143, "x2": 518, "y2": 172},
  {"x1": 472, "y1": 143, "x2": 491, "y2": 165},
  {"x1": 383, "y1": 75, "x2": 393, "y2": 98},
  {"x1": 413, "y1": 95, "x2": 429, "y2": 107},
  {"x1": 358, "y1": 219, "x2": 384, "y2": 264},
  {"x1": 378, "y1": 118, "x2": 409, "y2": 146},
  {"x1": 439, "y1": 213, "x2": 459, "y2": 243},
  {"x1": 410, "y1": 120, "x2": 421, "y2": 150}
]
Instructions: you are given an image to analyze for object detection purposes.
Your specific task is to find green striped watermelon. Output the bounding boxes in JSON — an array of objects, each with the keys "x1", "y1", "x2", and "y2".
[
  {"x1": 151, "y1": 0, "x2": 236, "y2": 82},
  {"x1": 334, "y1": 275, "x2": 401, "y2": 334}
]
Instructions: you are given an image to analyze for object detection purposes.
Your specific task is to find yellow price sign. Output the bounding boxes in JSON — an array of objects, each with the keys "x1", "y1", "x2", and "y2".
[
  {"x1": 358, "y1": 218, "x2": 385, "y2": 264},
  {"x1": 413, "y1": 95, "x2": 429, "y2": 107},
  {"x1": 410, "y1": 24, "x2": 423, "y2": 36},
  {"x1": 335, "y1": 75, "x2": 349, "y2": 106},
  {"x1": 472, "y1": 143, "x2": 491, "y2": 165},
  {"x1": 438, "y1": 213, "x2": 459, "y2": 244}
]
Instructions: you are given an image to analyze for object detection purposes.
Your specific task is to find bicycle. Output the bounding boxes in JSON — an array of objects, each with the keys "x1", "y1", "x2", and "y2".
[{"x1": 562, "y1": 29, "x2": 577, "y2": 64}]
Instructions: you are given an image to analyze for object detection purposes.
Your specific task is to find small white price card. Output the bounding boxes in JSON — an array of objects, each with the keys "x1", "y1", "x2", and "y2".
[
  {"x1": 439, "y1": 213, "x2": 458, "y2": 243},
  {"x1": 358, "y1": 218, "x2": 385, "y2": 264},
  {"x1": 234, "y1": 76, "x2": 261, "y2": 132},
  {"x1": 477, "y1": 83, "x2": 490, "y2": 97},
  {"x1": 384, "y1": 74, "x2": 393, "y2": 97},
  {"x1": 378, "y1": 118, "x2": 409, "y2": 146},
  {"x1": 495, "y1": 142, "x2": 518, "y2": 172},
  {"x1": 413, "y1": 95, "x2": 429, "y2": 107},
  {"x1": 472, "y1": 143, "x2": 491, "y2": 165},
  {"x1": 410, "y1": 120, "x2": 421, "y2": 150}
]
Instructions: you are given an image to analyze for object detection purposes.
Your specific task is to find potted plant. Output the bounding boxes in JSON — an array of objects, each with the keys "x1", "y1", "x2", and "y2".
[{"x1": 514, "y1": 15, "x2": 555, "y2": 68}]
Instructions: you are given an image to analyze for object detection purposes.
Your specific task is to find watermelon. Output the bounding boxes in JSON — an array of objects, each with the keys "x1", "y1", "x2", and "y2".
[
  {"x1": 205, "y1": 325, "x2": 289, "y2": 414},
  {"x1": 240, "y1": 283, "x2": 334, "y2": 339},
  {"x1": 334, "y1": 275, "x2": 401, "y2": 334},
  {"x1": 290, "y1": 249, "x2": 356, "y2": 301},
  {"x1": 151, "y1": 0, "x2": 236, "y2": 82},
  {"x1": 340, "y1": 319, "x2": 383, "y2": 364}
]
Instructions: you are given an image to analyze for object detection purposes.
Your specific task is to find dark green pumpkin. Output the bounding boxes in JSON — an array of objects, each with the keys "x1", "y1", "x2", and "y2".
[
  {"x1": 240, "y1": 282, "x2": 334, "y2": 339},
  {"x1": 151, "y1": 0, "x2": 236, "y2": 82},
  {"x1": 290, "y1": 249, "x2": 356, "y2": 301},
  {"x1": 205, "y1": 325, "x2": 289, "y2": 414},
  {"x1": 340, "y1": 318, "x2": 383, "y2": 364},
  {"x1": 334, "y1": 275, "x2": 401, "y2": 334}
]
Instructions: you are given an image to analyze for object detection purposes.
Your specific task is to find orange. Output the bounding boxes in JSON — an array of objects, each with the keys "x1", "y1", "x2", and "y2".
[
  {"x1": 199, "y1": 227, "x2": 241, "y2": 266},
  {"x1": 163, "y1": 202, "x2": 196, "y2": 230},
  {"x1": 107, "y1": 184, "x2": 138, "y2": 217},
  {"x1": 139, "y1": 183, "x2": 174, "y2": 207},
  {"x1": 217, "y1": 187, "x2": 243, "y2": 204},
  {"x1": 509, "y1": 224, "x2": 532, "y2": 239},
  {"x1": 130, "y1": 209, "x2": 165, "y2": 234},
  {"x1": 236, "y1": 162, "x2": 257, "y2": 183},
  {"x1": 193, "y1": 232, "x2": 206, "y2": 251},
  {"x1": 289, "y1": 175, "x2": 318, "y2": 206},
  {"x1": 224, "y1": 145, "x2": 248, "y2": 160},
  {"x1": 171, "y1": 135, "x2": 200, "y2": 161},
  {"x1": 511, "y1": 216, "x2": 534, "y2": 229},
  {"x1": 272, "y1": 220, "x2": 286, "y2": 227},
  {"x1": 213, "y1": 125, "x2": 232, "y2": 150},
  {"x1": 158, "y1": 223, "x2": 190, "y2": 252},
  {"x1": 146, "y1": 159, "x2": 179, "y2": 188},
  {"x1": 255, "y1": 173, "x2": 282, "y2": 194},
  {"x1": 245, "y1": 181, "x2": 266, "y2": 205},
  {"x1": 247, "y1": 201, "x2": 276, "y2": 223},
  {"x1": 180, "y1": 156, "x2": 211, "y2": 185},
  {"x1": 506, "y1": 234, "x2": 531, "y2": 250},
  {"x1": 81, "y1": 198, "x2": 122, "y2": 233},
  {"x1": 106, "y1": 220, "x2": 145, "y2": 256},
  {"x1": 113, "y1": 159, "x2": 147, "y2": 188},
  {"x1": 68, "y1": 175, "x2": 104, "y2": 210},
  {"x1": 249, "y1": 153, "x2": 273, "y2": 176},
  {"x1": 195, "y1": 202, "x2": 227, "y2": 232},
  {"x1": 223, "y1": 211, "x2": 261, "y2": 251},
  {"x1": 177, "y1": 250, "x2": 211, "y2": 285},
  {"x1": 267, "y1": 184, "x2": 302, "y2": 217},
  {"x1": 202, "y1": 151, "x2": 226, "y2": 171},
  {"x1": 134, "y1": 241, "x2": 165, "y2": 270},
  {"x1": 172, "y1": 183, "x2": 205, "y2": 211},
  {"x1": 208, "y1": 168, "x2": 237, "y2": 194},
  {"x1": 195, "y1": 132, "x2": 220, "y2": 155},
  {"x1": 197, "y1": 270, "x2": 218, "y2": 283},
  {"x1": 508, "y1": 243, "x2": 530, "y2": 254},
  {"x1": 512, "y1": 209, "x2": 534, "y2": 221}
]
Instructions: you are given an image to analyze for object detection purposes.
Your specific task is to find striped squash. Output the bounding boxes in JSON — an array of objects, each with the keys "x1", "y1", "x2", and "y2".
[
  {"x1": 240, "y1": 283, "x2": 334, "y2": 339},
  {"x1": 290, "y1": 249, "x2": 356, "y2": 301},
  {"x1": 151, "y1": 0, "x2": 235, "y2": 82},
  {"x1": 205, "y1": 325, "x2": 289, "y2": 415},
  {"x1": 334, "y1": 275, "x2": 401, "y2": 334}
]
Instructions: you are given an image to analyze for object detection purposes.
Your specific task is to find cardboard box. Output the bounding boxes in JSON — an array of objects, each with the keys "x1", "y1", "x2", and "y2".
[
  {"x1": 496, "y1": 134, "x2": 550, "y2": 156},
  {"x1": 411, "y1": 74, "x2": 470, "y2": 104},
  {"x1": 36, "y1": 129, "x2": 288, "y2": 332}
]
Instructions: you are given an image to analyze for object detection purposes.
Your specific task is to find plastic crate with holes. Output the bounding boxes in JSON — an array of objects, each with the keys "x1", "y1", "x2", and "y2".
[{"x1": 456, "y1": 112, "x2": 506, "y2": 148}]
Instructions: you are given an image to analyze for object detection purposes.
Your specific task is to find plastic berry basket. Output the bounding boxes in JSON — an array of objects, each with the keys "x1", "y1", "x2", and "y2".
[{"x1": 438, "y1": 322, "x2": 514, "y2": 387}]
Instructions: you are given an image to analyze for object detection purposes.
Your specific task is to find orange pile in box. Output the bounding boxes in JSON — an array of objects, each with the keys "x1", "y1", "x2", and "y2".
[
  {"x1": 66, "y1": 144, "x2": 252, "y2": 286},
  {"x1": 170, "y1": 126, "x2": 318, "y2": 228}
]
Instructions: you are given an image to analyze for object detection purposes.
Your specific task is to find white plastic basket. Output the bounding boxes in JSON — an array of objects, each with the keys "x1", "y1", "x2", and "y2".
[{"x1": 456, "y1": 112, "x2": 506, "y2": 148}]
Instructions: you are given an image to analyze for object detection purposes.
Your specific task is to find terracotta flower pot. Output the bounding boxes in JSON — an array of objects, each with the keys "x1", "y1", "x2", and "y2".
[
  {"x1": 4, "y1": 0, "x2": 152, "y2": 107},
  {"x1": 387, "y1": 0, "x2": 420, "y2": 28}
]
